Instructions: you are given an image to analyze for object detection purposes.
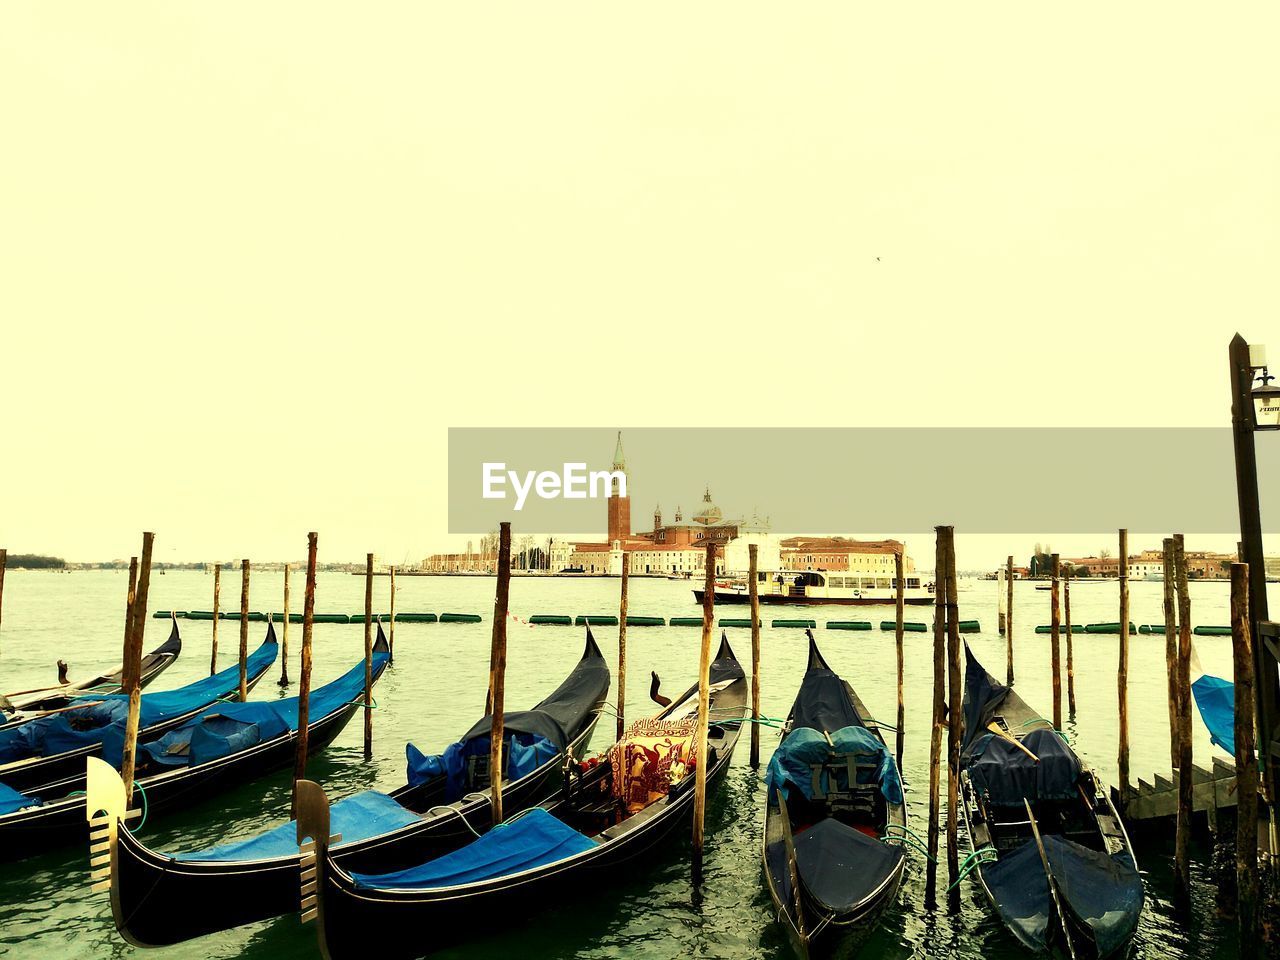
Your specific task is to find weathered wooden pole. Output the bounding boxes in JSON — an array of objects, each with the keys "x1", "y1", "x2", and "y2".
[
  {"x1": 749, "y1": 544, "x2": 762, "y2": 768},
  {"x1": 617, "y1": 553, "x2": 629, "y2": 741},
  {"x1": 693, "y1": 539, "x2": 716, "y2": 885},
  {"x1": 1117, "y1": 529, "x2": 1131, "y2": 807},
  {"x1": 388, "y1": 565, "x2": 396, "y2": 665},
  {"x1": 279, "y1": 563, "x2": 291, "y2": 686},
  {"x1": 120, "y1": 533, "x2": 155, "y2": 804},
  {"x1": 488, "y1": 522, "x2": 512, "y2": 824},
  {"x1": 1006, "y1": 554, "x2": 1015, "y2": 686},
  {"x1": 238, "y1": 559, "x2": 250, "y2": 701},
  {"x1": 943, "y1": 527, "x2": 962, "y2": 910},
  {"x1": 210, "y1": 562, "x2": 220, "y2": 675},
  {"x1": 0, "y1": 548, "x2": 6, "y2": 655},
  {"x1": 1173, "y1": 534, "x2": 1194, "y2": 909},
  {"x1": 291, "y1": 532, "x2": 318, "y2": 818},
  {"x1": 895, "y1": 549, "x2": 906, "y2": 774},
  {"x1": 1162, "y1": 537, "x2": 1180, "y2": 767},
  {"x1": 1064, "y1": 564, "x2": 1076, "y2": 717},
  {"x1": 1231, "y1": 562, "x2": 1259, "y2": 956},
  {"x1": 363, "y1": 553, "x2": 374, "y2": 760},
  {"x1": 925, "y1": 528, "x2": 946, "y2": 909},
  {"x1": 123, "y1": 556, "x2": 138, "y2": 664},
  {"x1": 1050, "y1": 553, "x2": 1062, "y2": 729}
]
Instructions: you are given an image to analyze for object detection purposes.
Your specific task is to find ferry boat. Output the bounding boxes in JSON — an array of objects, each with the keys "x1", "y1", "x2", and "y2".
[{"x1": 693, "y1": 570, "x2": 934, "y2": 607}]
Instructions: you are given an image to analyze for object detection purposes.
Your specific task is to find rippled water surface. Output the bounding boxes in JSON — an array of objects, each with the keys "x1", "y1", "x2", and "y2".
[{"x1": 0, "y1": 569, "x2": 1261, "y2": 958}]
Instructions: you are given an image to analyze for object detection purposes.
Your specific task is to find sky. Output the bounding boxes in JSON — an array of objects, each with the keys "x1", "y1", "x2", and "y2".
[{"x1": 2, "y1": 4, "x2": 1278, "y2": 569}]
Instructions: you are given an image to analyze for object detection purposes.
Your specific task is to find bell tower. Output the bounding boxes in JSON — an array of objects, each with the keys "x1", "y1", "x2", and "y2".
[{"x1": 606, "y1": 431, "x2": 631, "y2": 543}]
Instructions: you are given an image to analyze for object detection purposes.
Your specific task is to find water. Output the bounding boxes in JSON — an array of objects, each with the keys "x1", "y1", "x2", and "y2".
[{"x1": 0, "y1": 569, "x2": 1258, "y2": 959}]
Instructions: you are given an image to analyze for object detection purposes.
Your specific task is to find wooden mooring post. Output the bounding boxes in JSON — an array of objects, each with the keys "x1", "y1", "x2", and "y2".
[
  {"x1": 120, "y1": 533, "x2": 155, "y2": 805},
  {"x1": 749, "y1": 544, "x2": 762, "y2": 769},
  {"x1": 925, "y1": 528, "x2": 946, "y2": 909},
  {"x1": 488, "y1": 523, "x2": 512, "y2": 825},
  {"x1": 1006, "y1": 554, "x2": 1015, "y2": 686},
  {"x1": 279, "y1": 563, "x2": 290, "y2": 686},
  {"x1": 693, "y1": 540, "x2": 716, "y2": 885},
  {"x1": 363, "y1": 553, "x2": 374, "y2": 760},
  {"x1": 210, "y1": 562, "x2": 220, "y2": 675},
  {"x1": 617, "y1": 554, "x2": 629, "y2": 741},
  {"x1": 1064, "y1": 565, "x2": 1076, "y2": 717},
  {"x1": 388, "y1": 566, "x2": 396, "y2": 665},
  {"x1": 1162, "y1": 538, "x2": 1180, "y2": 767},
  {"x1": 0, "y1": 548, "x2": 6, "y2": 655},
  {"x1": 1232, "y1": 562, "x2": 1259, "y2": 956},
  {"x1": 1117, "y1": 529, "x2": 1131, "y2": 807},
  {"x1": 1050, "y1": 553, "x2": 1062, "y2": 729},
  {"x1": 123, "y1": 556, "x2": 138, "y2": 666},
  {"x1": 1173, "y1": 535, "x2": 1193, "y2": 910},
  {"x1": 895, "y1": 549, "x2": 906, "y2": 774},
  {"x1": 943, "y1": 527, "x2": 962, "y2": 911},
  {"x1": 291, "y1": 532, "x2": 318, "y2": 818},
  {"x1": 238, "y1": 559, "x2": 250, "y2": 701}
]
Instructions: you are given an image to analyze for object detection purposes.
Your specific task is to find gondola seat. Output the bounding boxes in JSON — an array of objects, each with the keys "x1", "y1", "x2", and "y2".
[
  {"x1": 792, "y1": 818, "x2": 904, "y2": 913},
  {"x1": 608, "y1": 716, "x2": 696, "y2": 813}
]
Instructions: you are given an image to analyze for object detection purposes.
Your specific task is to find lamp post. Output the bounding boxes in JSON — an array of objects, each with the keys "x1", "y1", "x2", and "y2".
[{"x1": 1228, "y1": 333, "x2": 1279, "y2": 828}]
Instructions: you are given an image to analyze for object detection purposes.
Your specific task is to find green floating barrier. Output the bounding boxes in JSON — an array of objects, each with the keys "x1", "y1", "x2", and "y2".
[
  {"x1": 440, "y1": 612, "x2": 482, "y2": 624},
  {"x1": 152, "y1": 611, "x2": 185, "y2": 619},
  {"x1": 719, "y1": 618, "x2": 761, "y2": 628},
  {"x1": 312, "y1": 613, "x2": 351, "y2": 624},
  {"x1": 669, "y1": 617, "x2": 704, "y2": 626},
  {"x1": 1084, "y1": 622, "x2": 1136, "y2": 634},
  {"x1": 531, "y1": 615, "x2": 572, "y2": 626},
  {"x1": 288, "y1": 613, "x2": 305, "y2": 624},
  {"x1": 1194, "y1": 625, "x2": 1232, "y2": 636},
  {"x1": 826, "y1": 621, "x2": 872, "y2": 631},
  {"x1": 1035, "y1": 624, "x2": 1085, "y2": 634},
  {"x1": 1139, "y1": 624, "x2": 1166, "y2": 634},
  {"x1": 957, "y1": 619, "x2": 981, "y2": 633},
  {"x1": 626, "y1": 616, "x2": 664, "y2": 626},
  {"x1": 881, "y1": 621, "x2": 927, "y2": 632},
  {"x1": 395, "y1": 613, "x2": 438, "y2": 623},
  {"x1": 575, "y1": 615, "x2": 619, "y2": 626},
  {"x1": 772, "y1": 618, "x2": 816, "y2": 629},
  {"x1": 186, "y1": 611, "x2": 220, "y2": 620}
]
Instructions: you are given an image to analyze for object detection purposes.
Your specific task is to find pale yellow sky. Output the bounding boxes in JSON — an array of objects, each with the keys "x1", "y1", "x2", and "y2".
[{"x1": 2, "y1": 4, "x2": 1277, "y2": 564}]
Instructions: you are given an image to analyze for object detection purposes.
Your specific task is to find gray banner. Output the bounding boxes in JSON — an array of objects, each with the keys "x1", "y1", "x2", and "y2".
[{"x1": 448, "y1": 428, "x2": 1280, "y2": 534}]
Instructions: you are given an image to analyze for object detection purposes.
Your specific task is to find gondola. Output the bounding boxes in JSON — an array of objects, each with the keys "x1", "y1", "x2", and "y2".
[
  {"x1": 0, "y1": 621, "x2": 278, "y2": 797},
  {"x1": 958, "y1": 645, "x2": 1143, "y2": 958},
  {"x1": 295, "y1": 633, "x2": 747, "y2": 960},
  {"x1": 87, "y1": 628, "x2": 610, "y2": 947},
  {"x1": 0, "y1": 614, "x2": 184, "y2": 730},
  {"x1": 0, "y1": 624, "x2": 284, "y2": 862},
  {"x1": 764, "y1": 631, "x2": 906, "y2": 959}
]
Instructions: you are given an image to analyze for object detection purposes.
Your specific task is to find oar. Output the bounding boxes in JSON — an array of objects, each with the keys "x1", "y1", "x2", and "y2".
[
  {"x1": 776, "y1": 789, "x2": 811, "y2": 957},
  {"x1": 1023, "y1": 799, "x2": 1079, "y2": 960},
  {"x1": 989, "y1": 722, "x2": 1039, "y2": 762}
]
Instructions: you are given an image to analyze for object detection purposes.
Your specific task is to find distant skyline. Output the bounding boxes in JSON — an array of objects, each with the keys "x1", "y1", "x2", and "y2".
[{"x1": 3, "y1": 4, "x2": 1278, "y2": 569}]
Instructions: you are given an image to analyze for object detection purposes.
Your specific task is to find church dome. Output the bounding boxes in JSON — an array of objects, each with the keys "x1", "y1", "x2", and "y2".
[{"x1": 692, "y1": 486, "x2": 723, "y2": 525}]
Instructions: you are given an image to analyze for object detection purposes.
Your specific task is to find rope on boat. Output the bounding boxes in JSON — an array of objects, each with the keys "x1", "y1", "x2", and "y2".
[
  {"x1": 947, "y1": 847, "x2": 998, "y2": 891},
  {"x1": 344, "y1": 696, "x2": 378, "y2": 709},
  {"x1": 427, "y1": 803, "x2": 481, "y2": 838},
  {"x1": 881, "y1": 823, "x2": 935, "y2": 862}
]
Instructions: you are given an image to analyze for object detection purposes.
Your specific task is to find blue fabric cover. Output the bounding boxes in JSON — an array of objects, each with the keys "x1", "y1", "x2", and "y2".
[
  {"x1": 0, "y1": 781, "x2": 38, "y2": 815},
  {"x1": 983, "y1": 836, "x2": 1143, "y2": 956},
  {"x1": 962, "y1": 644, "x2": 1011, "y2": 755},
  {"x1": 176, "y1": 790, "x2": 419, "y2": 862},
  {"x1": 139, "y1": 649, "x2": 387, "y2": 771},
  {"x1": 1192, "y1": 673, "x2": 1235, "y2": 755},
  {"x1": 967, "y1": 727, "x2": 1082, "y2": 805},
  {"x1": 766, "y1": 725, "x2": 903, "y2": 805},
  {"x1": 350, "y1": 808, "x2": 596, "y2": 890},
  {"x1": 406, "y1": 732, "x2": 558, "y2": 800},
  {"x1": 792, "y1": 817, "x2": 905, "y2": 912},
  {"x1": 0, "y1": 639, "x2": 279, "y2": 767}
]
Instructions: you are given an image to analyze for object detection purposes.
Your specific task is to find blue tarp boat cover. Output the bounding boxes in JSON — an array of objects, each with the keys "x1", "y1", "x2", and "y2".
[
  {"x1": 176, "y1": 790, "x2": 420, "y2": 862},
  {"x1": 967, "y1": 727, "x2": 1082, "y2": 805},
  {"x1": 1192, "y1": 673, "x2": 1235, "y2": 755},
  {"x1": 406, "y1": 732, "x2": 558, "y2": 800},
  {"x1": 0, "y1": 781, "x2": 38, "y2": 814},
  {"x1": 766, "y1": 725, "x2": 903, "y2": 805},
  {"x1": 983, "y1": 835, "x2": 1143, "y2": 956},
  {"x1": 350, "y1": 807, "x2": 596, "y2": 890},
  {"x1": 791, "y1": 817, "x2": 905, "y2": 912},
  {"x1": 140, "y1": 646, "x2": 388, "y2": 770},
  {"x1": 0, "y1": 635, "x2": 279, "y2": 767}
]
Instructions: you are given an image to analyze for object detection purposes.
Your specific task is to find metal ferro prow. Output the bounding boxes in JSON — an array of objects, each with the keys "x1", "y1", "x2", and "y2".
[
  {"x1": 84, "y1": 756, "x2": 140, "y2": 897},
  {"x1": 296, "y1": 779, "x2": 341, "y2": 960}
]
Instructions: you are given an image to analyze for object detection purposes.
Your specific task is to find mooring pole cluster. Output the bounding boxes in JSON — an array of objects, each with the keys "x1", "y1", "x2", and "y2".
[
  {"x1": 692, "y1": 539, "x2": 716, "y2": 885},
  {"x1": 292, "y1": 532, "x2": 318, "y2": 818},
  {"x1": 488, "y1": 522, "x2": 512, "y2": 825},
  {"x1": 749, "y1": 543, "x2": 761, "y2": 769}
]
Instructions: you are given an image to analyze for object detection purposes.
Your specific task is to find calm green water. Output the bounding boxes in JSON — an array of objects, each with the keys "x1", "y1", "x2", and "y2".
[{"x1": 0, "y1": 569, "x2": 1259, "y2": 959}]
